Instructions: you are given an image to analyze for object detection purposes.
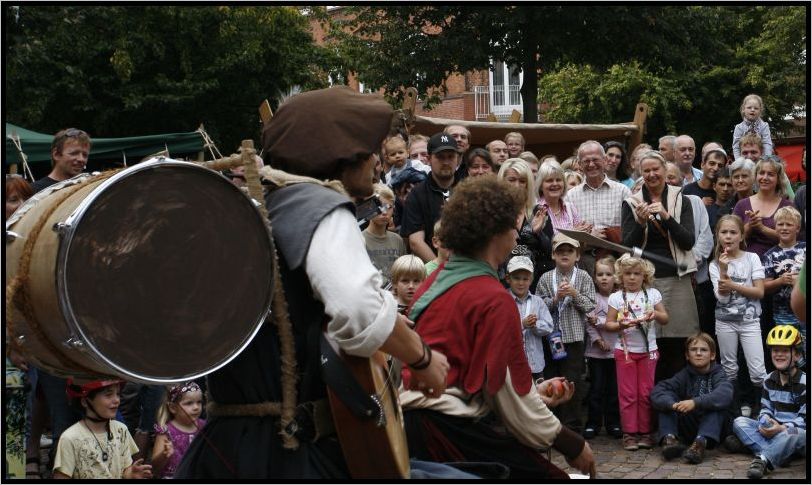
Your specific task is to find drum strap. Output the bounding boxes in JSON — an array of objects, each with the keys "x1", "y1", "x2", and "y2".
[{"x1": 6, "y1": 171, "x2": 122, "y2": 375}]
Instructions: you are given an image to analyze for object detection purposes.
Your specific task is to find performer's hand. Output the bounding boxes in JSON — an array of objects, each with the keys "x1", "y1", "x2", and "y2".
[
  {"x1": 411, "y1": 350, "x2": 449, "y2": 399},
  {"x1": 672, "y1": 399, "x2": 696, "y2": 414},
  {"x1": 566, "y1": 440, "x2": 597, "y2": 478},
  {"x1": 537, "y1": 378, "x2": 574, "y2": 408}
]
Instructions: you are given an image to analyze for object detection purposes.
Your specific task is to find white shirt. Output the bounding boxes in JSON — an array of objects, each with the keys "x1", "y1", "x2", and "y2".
[
  {"x1": 709, "y1": 251, "x2": 765, "y2": 323},
  {"x1": 685, "y1": 194, "x2": 713, "y2": 283},
  {"x1": 306, "y1": 208, "x2": 397, "y2": 357},
  {"x1": 608, "y1": 288, "x2": 662, "y2": 353}
]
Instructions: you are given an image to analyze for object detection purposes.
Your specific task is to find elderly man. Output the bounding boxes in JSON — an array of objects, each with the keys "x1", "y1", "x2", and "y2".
[
  {"x1": 176, "y1": 87, "x2": 449, "y2": 479},
  {"x1": 32, "y1": 128, "x2": 91, "y2": 193},
  {"x1": 486, "y1": 139, "x2": 509, "y2": 169},
  {"x1": 675, "y1": 135, "x2": 703, "y2": 186},
  {"x1": 566, "y1": 140, "x2": 631, "y2": 275},
  {"x1": 659, "y1": 135, "x2": 677, "y2": 163},
  {"x1": 684, "y1": 148, "x2": 726, "y2": 206},
  {"x1": 401, "y1": 132, "x2": 461, "y2": 262},
  {"x1": 740, "y1": 133, "x2": 794, "y2": 199}
]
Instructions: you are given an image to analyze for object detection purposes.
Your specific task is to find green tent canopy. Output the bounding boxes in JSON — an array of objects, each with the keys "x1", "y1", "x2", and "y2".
[{"x1": 4, "y1": 123, "x2": 205, "y2": 167}]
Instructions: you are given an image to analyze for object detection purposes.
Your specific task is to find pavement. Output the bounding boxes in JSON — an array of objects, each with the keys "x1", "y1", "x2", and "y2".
[{"x1": 549, "y1": 432, "x2": 807, "y2": 480}]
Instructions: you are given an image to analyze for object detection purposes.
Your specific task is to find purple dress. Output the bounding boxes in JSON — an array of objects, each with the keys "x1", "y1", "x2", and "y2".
[
  {"x1": 733, "y1": 196, "x2": 792, "y2": 260},
  {"x1": 154, "y1": 419, "x2": 206, "y2": 478}
]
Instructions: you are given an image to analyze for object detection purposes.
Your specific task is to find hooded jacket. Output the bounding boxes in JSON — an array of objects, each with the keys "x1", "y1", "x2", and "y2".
[{"x1": 650, "y1": 362, "x2": 733, "y2": 412}]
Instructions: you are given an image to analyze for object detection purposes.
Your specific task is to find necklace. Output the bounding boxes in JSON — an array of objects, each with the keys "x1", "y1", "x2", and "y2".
[{"x1": 82, "y1": 419, "x2": 110, "y2": 462}]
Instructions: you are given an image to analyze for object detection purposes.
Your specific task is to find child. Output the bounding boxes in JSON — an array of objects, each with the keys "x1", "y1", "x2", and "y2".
[
  {"x1": 53, "y1": 379, "x2": 151, "y2": 479},
  {"x1": 730, "y1": 325, "x2": 806, "y2": 479},
  {"x1": 537, "y1": 232, "x2": 596, "y2": 433},
  {"x1": 603, "y1": 254, "x2": 668, "y2": 451},
  {"x1": 383, "y1": 136, "x2": 430, "y2": 185},
  {"x1": 506, "y1": 255, "x2": 554, "y2": 382},
  {"x1": 390, "y1": 254, "x2": 427, "y2": 315},
  {"x1": 709, "y1": 215, "x2": 768, "y2": 413},
  {"x1": 732, "y1": 94, "x2": 774, "y2": 159},
  {"x1": 504, "y1": 131, "x2": 525, "y2": 158},
  {"x1": 425, "y1": 220, "x2": 449, "y2": 276},
  {"x1": 363, "y1": 183, "x2": 407, "y2": 288},
  {"x1": 151, "y1": 381, "x2": 205, "y2": 479},
  {"x1": 651, "y1": 333, "x2": 734, "y2": 464},
  {"x1": 564, "y1": 170, "x2": 583, "y2": 190},
  {"x1": 408, "y1": 134, "x2": 430, "y2": 165},
  {"x1": 583, "y1": 256, "x2": 622, "y2": 440},
  {"x1": 763, "y1": 207, "x2": 806, "y2": 332}
]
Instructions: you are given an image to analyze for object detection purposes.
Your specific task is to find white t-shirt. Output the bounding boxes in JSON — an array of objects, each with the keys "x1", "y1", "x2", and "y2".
[
  {"x1": 53, "y1": 420, "x2": 138, "y2": 479},
  {"x1": 608, "y1": 288, "x2": 662, "y2": 353},
  {"x1": 709, "y1": 251, "x2": 765, "y2": 323}
]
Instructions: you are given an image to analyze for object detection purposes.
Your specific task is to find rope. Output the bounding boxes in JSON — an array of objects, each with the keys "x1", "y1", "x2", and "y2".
[
  {"x1": 8, "y1": 133, "x2": 35, "y2": 182},
  {"x1": 6, "y1": 169, "x2": 124, "y2": 375},
  {"x1": 196, "y1": 126, "x2": 223, "y2": 160}
]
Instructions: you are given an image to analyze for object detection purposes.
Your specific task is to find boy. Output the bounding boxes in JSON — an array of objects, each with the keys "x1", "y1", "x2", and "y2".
[
  {"x1": 54, "y1": 379, "x2": 151, "y2": 479},
  {"x1": 363, "y1": 183, "x2": 406, "y2": 288},
  {"x1": 763, "y1": 207, "x2": 806, "y2": 331},
  {"x1": 383, "y1": 136, "x2": 430, "y2": 185},
  {"x1": 707, "y1": 167, "x2": 733, "y2": 234},
  {"x1": 651, "y1": 333, "x2": 734, "y2": 464},
  {"x1": 424, "y1": 220, "x2": 449, "y2": 276},
  {"x1": 506, "y1": 255, "x2": 554, "y2": 382},
  {"x1": 390, "y1": 254, "x2": 427, "y2": 315},
  {"x1": 729, "y1": 325, "x2": 806, "y2": 479},
  {"x1": 537, "y1": 233, "x2": 596, "y2": 433}
]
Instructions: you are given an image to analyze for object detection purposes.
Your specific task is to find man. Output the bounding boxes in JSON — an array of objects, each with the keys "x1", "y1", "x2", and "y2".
[
  {"x1": 701, "y1": 141, "x2": 725, "y2": 160},
  {"x1": 443, "y1": 124, "x2": 471, "y2": 154},
  {"x1": 675, "y1": 135, "x2": 703, "y2": 186},
  {"x1": 684, "y1": 148, "x2": 725, "y2": 206},
  {"x1": 486, "y1": 139, "x2": 509, "y2": 169},
  {"x1": 566, "y1": 140, "x2": 631, "y2": 275},
  {"x1": 659, "y1": 135, "x2": 676, "y2": 163},
  {"x1": 401, "y1": 132, "x2": 461, "y2": 262},
  {"x1": 176, "y1": 87, "x2": 449, "y2": 479},
  {"x1": 740, "y1": 133, "x2": 794, "y2": 199},
  {"x1": 32, "y1": 128, "x2": 91, "y2": 193}
]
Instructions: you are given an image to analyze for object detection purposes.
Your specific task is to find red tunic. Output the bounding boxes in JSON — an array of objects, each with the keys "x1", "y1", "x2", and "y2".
[{"x1": 402, "y1": 273, "x2": 533, "y2": 396}]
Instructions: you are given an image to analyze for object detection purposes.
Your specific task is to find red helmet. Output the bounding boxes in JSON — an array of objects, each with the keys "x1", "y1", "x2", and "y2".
[{"x1": 66, "y1": 377, "x2": 126, "y2": 399}]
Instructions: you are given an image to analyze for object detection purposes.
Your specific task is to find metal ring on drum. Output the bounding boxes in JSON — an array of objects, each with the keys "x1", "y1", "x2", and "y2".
[{"x1": 5, "y1": 158, "x2": 274, "y2": 383}]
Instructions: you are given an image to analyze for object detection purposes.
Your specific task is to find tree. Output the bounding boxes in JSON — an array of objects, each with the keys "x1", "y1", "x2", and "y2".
[{"x1": 5, "y1": 6, "x2": 332, "y2": 152}]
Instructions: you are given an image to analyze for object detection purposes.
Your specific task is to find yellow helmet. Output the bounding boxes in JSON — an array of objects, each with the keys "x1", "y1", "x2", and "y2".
[{"x1": 766, "y1": 325, "x2": 802, "y2": 348}]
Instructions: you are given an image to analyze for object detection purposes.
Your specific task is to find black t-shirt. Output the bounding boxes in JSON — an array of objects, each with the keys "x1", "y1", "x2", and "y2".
[
  {"x1": 399, "y1": 175, "x2": 453, "y2": 249},
  {"x1": 682, "y1": 181, "x2": 716, "y2": 201},
  {"x1": 31, "y1": 176, "x2": 59, "y2": 194}
]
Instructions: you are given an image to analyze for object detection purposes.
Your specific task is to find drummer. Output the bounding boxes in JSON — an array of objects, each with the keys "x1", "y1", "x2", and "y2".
[{"x1": 31, "y1": 128, "x2": 91, "y2": 193}]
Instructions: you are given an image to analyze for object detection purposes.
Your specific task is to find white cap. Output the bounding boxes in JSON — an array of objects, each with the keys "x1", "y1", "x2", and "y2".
[{"x1": 507, "y1": 256, "x2": 534, "y2": 274}]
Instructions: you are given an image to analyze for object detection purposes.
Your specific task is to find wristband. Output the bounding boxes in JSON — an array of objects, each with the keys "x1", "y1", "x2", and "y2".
[{"x1": 408, "y1": 340, "x2": 432, "y2": 370}]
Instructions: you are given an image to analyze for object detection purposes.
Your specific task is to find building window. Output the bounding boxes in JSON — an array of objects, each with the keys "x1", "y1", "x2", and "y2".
[{"x1": 489, "y1": 60, "x2": 522, "y2": 117}]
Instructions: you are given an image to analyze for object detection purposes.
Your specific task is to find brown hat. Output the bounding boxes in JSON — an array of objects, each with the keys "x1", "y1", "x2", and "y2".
[
  {"x1": 551, "y1": 232, "x2": 580, "y2": 251},
  {"x1": 261, "y1": 86, "x2": 393, "y2": 179}
]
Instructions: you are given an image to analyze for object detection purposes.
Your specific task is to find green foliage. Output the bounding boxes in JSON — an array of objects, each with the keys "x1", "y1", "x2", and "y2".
[{"x1": 5, "y1": 6, "x2": 331, "y2": 153}]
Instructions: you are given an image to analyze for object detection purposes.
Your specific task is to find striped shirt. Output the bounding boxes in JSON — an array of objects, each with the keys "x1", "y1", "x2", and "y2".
[
  {"x1": 538, "y1": 196, "x2": 582, "y2": 234},
  {"x1": 759, "y1": 369, "x2": 806, "y2": 430},
  {"x1": 565, "y1": 175, "x2": 630, "y2": 229}
]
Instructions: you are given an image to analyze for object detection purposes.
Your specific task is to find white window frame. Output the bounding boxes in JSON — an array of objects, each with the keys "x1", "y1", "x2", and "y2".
[{"x1": 488, "y1": 60, "x2": 523, "y2": 117}]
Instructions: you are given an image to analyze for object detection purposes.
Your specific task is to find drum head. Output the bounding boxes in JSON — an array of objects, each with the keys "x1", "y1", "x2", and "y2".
[{"x1": 60, "y1": 161, "x2": 274, "y2": 382}]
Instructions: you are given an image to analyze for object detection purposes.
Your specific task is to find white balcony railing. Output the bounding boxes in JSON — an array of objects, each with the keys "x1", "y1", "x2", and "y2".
[{"x1": 473, "y1": 85, "x2": 522, "y2": 121}]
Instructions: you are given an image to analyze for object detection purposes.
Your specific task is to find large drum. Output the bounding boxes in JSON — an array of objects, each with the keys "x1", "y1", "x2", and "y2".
[{"x1": 5, "y1": 159, "x2": 274, "y2": 383}]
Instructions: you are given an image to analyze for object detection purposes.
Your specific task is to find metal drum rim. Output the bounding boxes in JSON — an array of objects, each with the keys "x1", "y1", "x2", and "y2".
[{"x1": 55, "y1": 158, "x2": 275, "y2": 383}]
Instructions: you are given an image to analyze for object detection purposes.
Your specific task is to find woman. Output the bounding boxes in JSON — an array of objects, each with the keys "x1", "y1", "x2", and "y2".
[
  {"x1": 5, "y1": 174, "x2": 33, "y2": 218},
  {"x1": 498, "y1": 159, "x2": 550, "y2": 288},
  {"x1": 719, "y1": 157, "x2": 756, "y2": 217},
  {"x1": 604, "y1": 141, "x2": 634, "y2": 188},
  {"x1": 401, "y1": 176, "x2": 595, "y2": 479},
  {"x1": 536, "y1": 161, "x2": 589, "y2": 235},
  {"x1": 466, "y1": 148, "x2": 495, "y2": 178},
  {"x1": 733, "y1": 156, "x2": 793, "y2": 260},
  {"x1": 621, "y1": 151, "x2": 698, "y2": 381}
]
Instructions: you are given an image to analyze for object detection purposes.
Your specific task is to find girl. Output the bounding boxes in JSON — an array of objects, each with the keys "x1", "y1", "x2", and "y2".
[
  {"x1": 732, "y1": 94, "x2": 773, "y2": 159},
  {"x1": 564, "y1": 170, "x2": 583, "y2": 190},
  {"x1": 53, "y1": 379, "x2": 151, "y2": 479},
  {"x1": 151, "y1": 381, "x2": 205, "y2": 479},
  {"x1": 390, "y1": 255, "x2": 427, "y2": 315},
  {"x1": 604, "y1": 255, "x2": 668, "y2": 452},
  {"x1": 583, "y1": 256, "x2": 622, "y2": 440},
  {"x1": 708, "y1": 215, "x2": 767, "y2": 413}
]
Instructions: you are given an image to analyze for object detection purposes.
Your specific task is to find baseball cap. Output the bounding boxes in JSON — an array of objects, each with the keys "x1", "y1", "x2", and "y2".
[
  {"x1": 507, "y1": 255, "x2": 534, "y2": 274},
  {"x1": 427, "y1": 132, "x2": 460, "y2": 154},
  {"x1": 551, "y1": 232, "x2": 580, "y2": 251}
]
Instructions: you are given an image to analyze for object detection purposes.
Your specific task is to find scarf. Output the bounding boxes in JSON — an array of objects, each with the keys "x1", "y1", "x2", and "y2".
[{"x1": 409, "y1": 255, "x2": 497, "y2": 323}]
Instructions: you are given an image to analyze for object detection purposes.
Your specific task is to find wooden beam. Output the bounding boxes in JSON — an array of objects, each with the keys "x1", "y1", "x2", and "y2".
[{"x1": 629, "y1": 103, "x2": 649, "y2": 153}]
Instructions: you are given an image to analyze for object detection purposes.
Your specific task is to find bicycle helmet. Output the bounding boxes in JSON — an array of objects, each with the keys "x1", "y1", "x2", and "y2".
[
  {"x1": 766, "y1": 325, "x2": 802, "y2": 348},
  {"x1": 66, "y1": 377, "x2": 126, "y2": 400}
]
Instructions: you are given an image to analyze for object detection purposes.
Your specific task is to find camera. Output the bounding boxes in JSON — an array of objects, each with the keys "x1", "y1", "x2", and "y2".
[{"x1": 355, "y1": 194, "x2": 389, "y2": 227}]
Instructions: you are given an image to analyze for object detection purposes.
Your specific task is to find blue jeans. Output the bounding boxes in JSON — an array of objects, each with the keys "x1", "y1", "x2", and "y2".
[
  {"x1": 658, "y1": 408, "x2": 730, "y2": 446},
  {"x1": 733, "y1": 416, "x2": 806, "y2": 467}
]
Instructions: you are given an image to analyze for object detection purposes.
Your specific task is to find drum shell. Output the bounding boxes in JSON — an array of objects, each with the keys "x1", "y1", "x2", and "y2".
[{"x1": 5, "y1": 161, "x2": 274, "y2": 383}]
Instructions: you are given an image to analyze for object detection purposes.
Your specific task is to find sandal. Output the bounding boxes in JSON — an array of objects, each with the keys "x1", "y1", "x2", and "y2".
[{"x1": 25, "y1": 456, "x2": 41, "y2": 479}]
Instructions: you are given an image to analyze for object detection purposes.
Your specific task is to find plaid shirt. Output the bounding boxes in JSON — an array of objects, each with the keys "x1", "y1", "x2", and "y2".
[
  {"x1": 537, "y1": 267, "x2": 596, "y2": 343},
  {"x1": 565, "y1": 175, "x2": 630, "y2": 229}
]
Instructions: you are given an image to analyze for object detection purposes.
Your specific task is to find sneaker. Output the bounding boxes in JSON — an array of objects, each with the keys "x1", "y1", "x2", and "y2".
[
  {"x1": 623, "y1": 433, "x2": 639, "y2": 451},
  {"x1": 722, "y1": 434, "x2": 746, "y2": 454},
  {"x1": 682, "y1": 438, "x2": 706, "y2": 464},
  {"x1": 740, "y1": 405, "x2": 752, "y2": 418},
  {"x1": 637, "y1": 433, "x2": 655, "y2": 449},
  {"x1": 747, "y1": 457, "x2": 768, "y2": 479},
  {"x1": 583, "y1": 427, "x2": 596, "y2": 439},
  {"x1": 608, "y1": 426, "x2": 623, "y2": 439},
  {"x1": 661, "y1": 434, "x2": 686, "y2": 460}
]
